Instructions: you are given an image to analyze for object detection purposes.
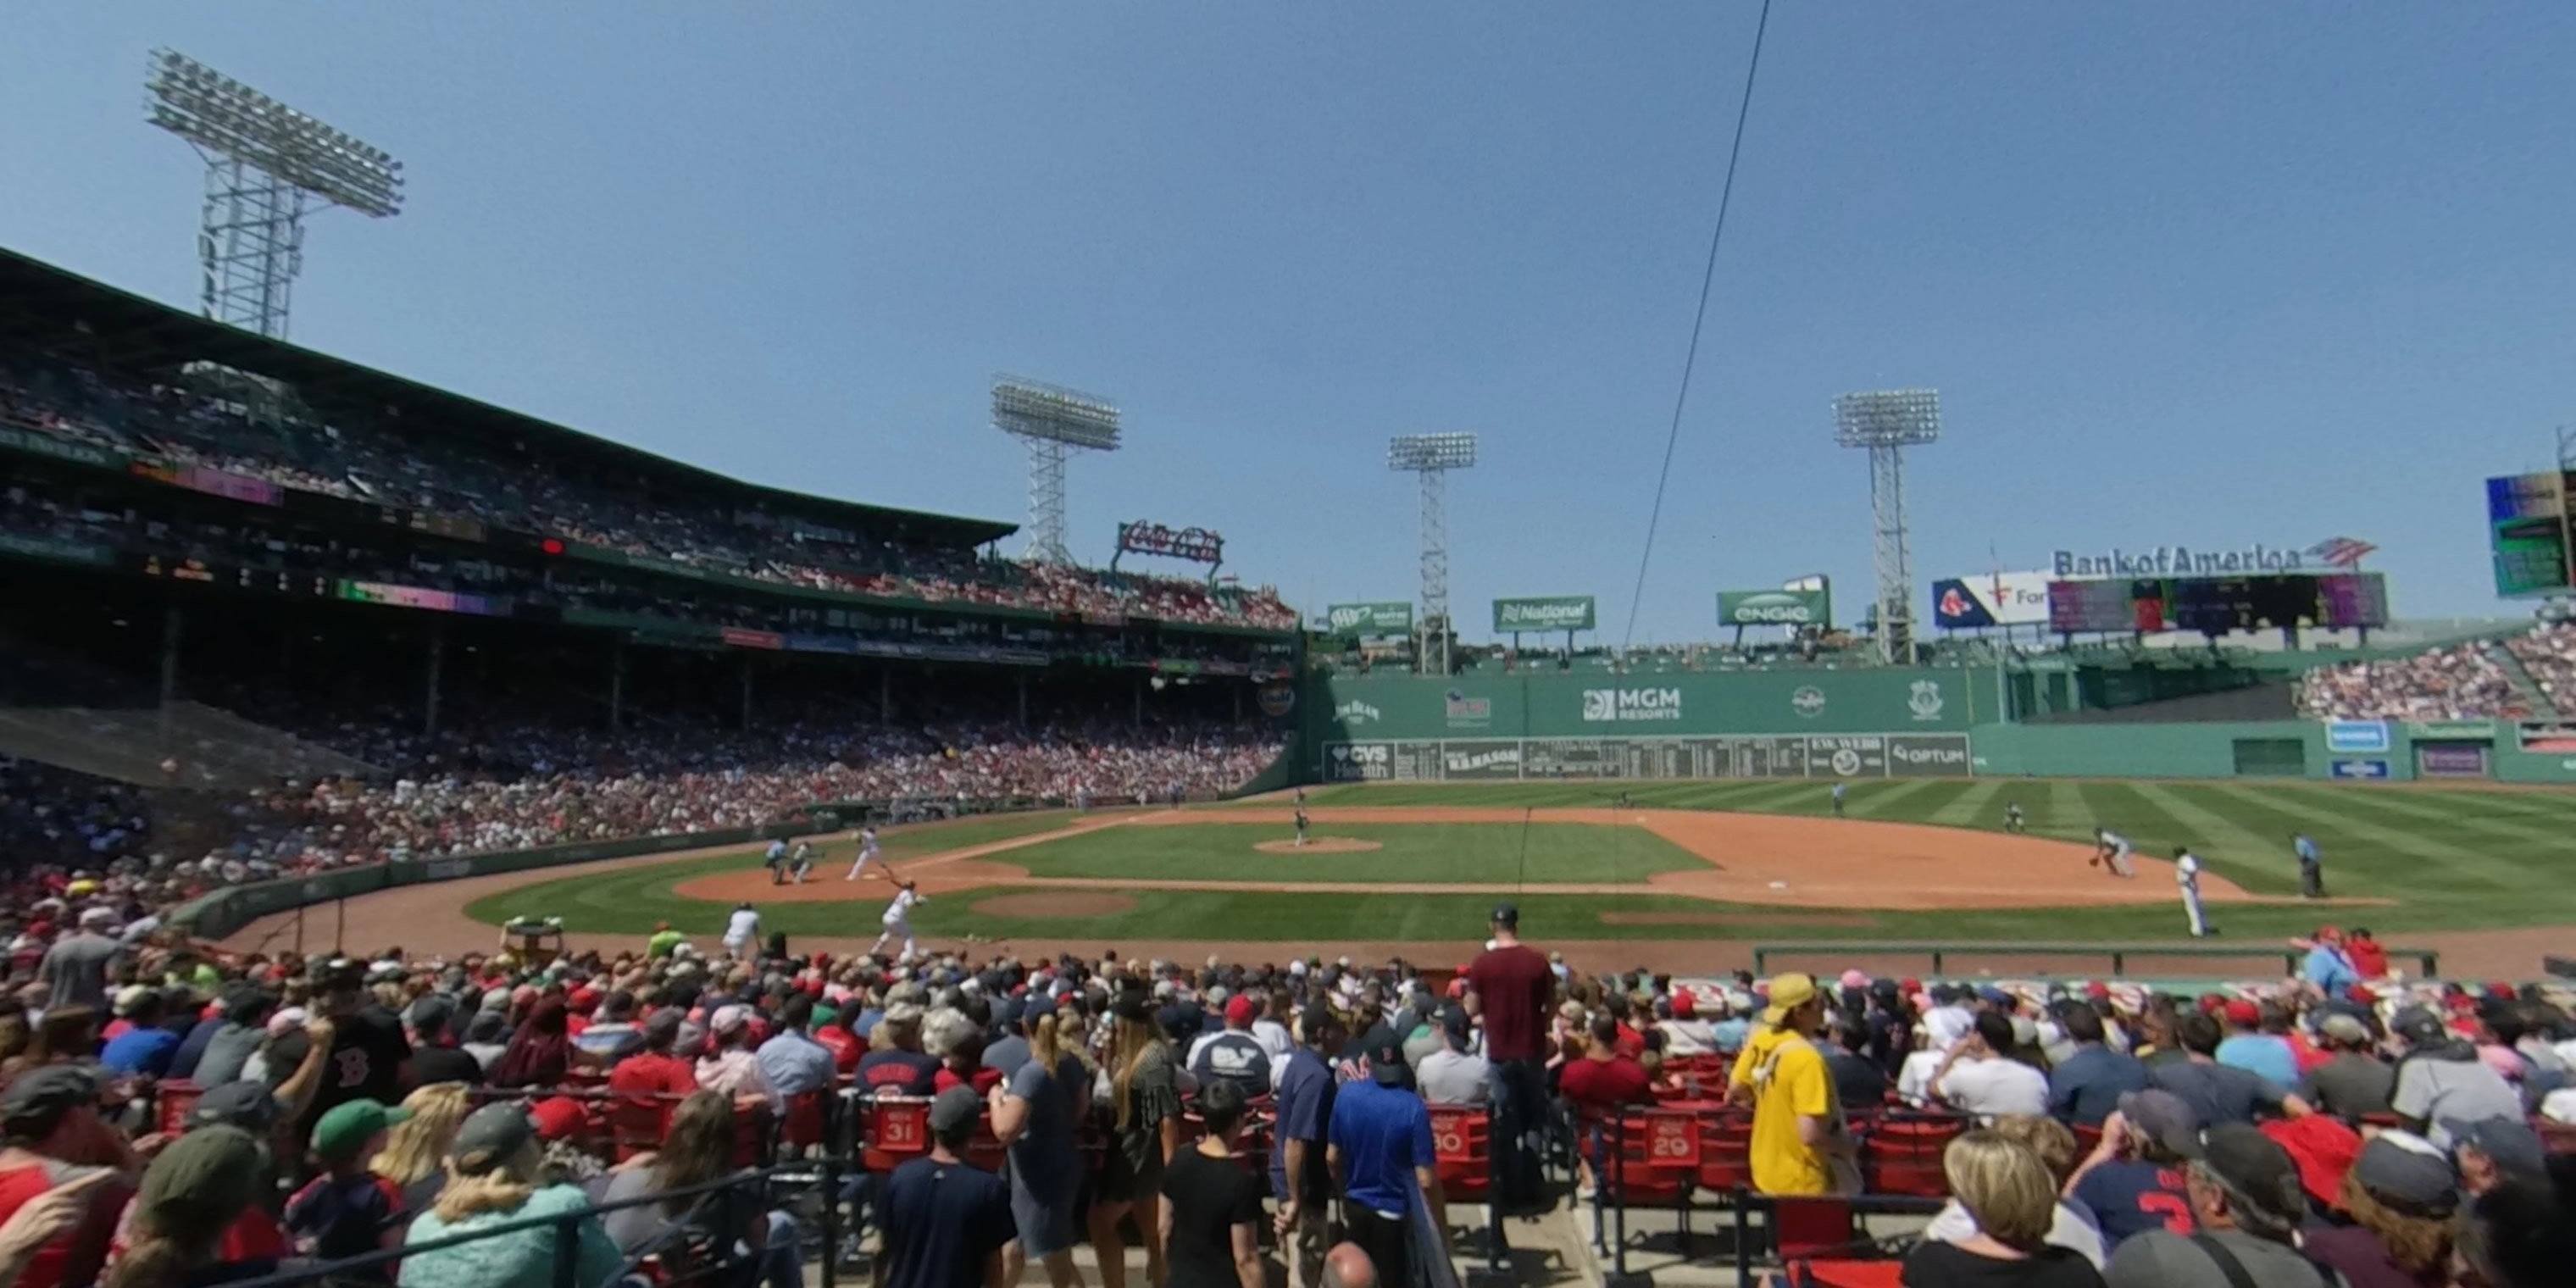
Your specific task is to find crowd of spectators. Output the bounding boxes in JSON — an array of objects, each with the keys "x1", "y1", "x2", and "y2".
[
  {"x1": 2296, "y1": 639, "x2": 2527, "y2": 721},
  {"x1": 0, "y1": 900, "x2": 2565, "y2": 1287},
  {"x1": 2505, "y1": 621, "x2": 2576, "y2": 717},
  {"x1": 0, "y1": 761, "x2": 153, "y2": 874},
  {"x1": 0, "y1": 702, "x2": 1281, "y2": 897},
  {"x1": 0, "y1": 353, "x2": 1296, "y2": 631}
]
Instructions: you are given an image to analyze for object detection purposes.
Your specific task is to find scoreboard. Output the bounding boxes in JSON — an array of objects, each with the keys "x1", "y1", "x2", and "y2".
[
  {"x1": 2488, "y1": 472, "x2": 2576, "y2": 597},
  {"x1": 2047, "y1": 572, "x2": 2389, "y2": 635}
]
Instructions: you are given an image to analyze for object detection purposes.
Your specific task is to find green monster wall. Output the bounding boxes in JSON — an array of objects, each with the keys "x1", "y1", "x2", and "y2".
[
  {"x1": 1302, "y1": 669, "x2": 1997, "y2": 783},
  {"x1": 1295, "y1": 670, "x2": 2576, "y2": 786}
]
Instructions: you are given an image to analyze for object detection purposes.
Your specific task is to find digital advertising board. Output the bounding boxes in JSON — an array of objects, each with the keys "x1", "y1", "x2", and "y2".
[
  {"x1": 2488, "y1": 471, "x2": 2576, "y2": 597},
  {"x1": 1930, "y1": 571, "x2": 2051, "y2": 629},
  {"x1": 2045, "y1": 573, "x2": 2390, "y2": 635}
]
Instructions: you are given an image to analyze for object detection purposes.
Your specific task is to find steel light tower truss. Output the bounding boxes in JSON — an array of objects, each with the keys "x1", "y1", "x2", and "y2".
[
  {"x1": 1834, "y1": 390, "x2": 1941, "y2": 663},
  {"x1": 1388, "y1": 433, "x2": 1477, "y2": 675},
  {"x1": 146, "y1": 49, "x2": 404, "y2": 341},
  {"x1": 992, "y1": 376, "x2": 1122, "y2": 564}
]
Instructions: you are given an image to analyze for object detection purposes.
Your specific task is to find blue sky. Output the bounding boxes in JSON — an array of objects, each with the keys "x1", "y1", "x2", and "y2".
[{"x1": 4, "y1": 4, "x2": 2572, "y2": 643}]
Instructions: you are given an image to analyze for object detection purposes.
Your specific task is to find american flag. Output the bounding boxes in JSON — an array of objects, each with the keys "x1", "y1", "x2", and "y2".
[{"x1": 2305, "y1": 536, "x2": 2377, "y2": 568}]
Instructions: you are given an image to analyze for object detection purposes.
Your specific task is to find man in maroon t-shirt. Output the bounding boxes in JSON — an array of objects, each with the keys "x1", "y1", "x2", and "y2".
[
  {"x1": 1464, "y1": 902, "x2": 1553, "y2": 1210},
  {"x1": 1558, "y1": 1013, "x2": 1652, "y2": 1193},
  {"x1": 1559, "y1": 1013, "x2": 1652, "y2": 1113}
]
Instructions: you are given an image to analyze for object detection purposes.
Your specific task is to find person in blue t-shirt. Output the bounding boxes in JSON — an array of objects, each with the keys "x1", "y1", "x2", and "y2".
[
  {"x1": 99, "y1": 991, "x2": 183, "y2": 1077},
  {"x1": 2211, "y1": 1001, "x2": 2300, "y2": 1089},
  {"x1": 2045, "y1": 1005, "x2": 2147, "y2": 1126},
  {"x1": 1272, "y1": 1004, "x2": 1342, "y2": 1288},
  {"x1": 877, "y1": 1088, "x2": 1013, "y2": 1288},
  {"x1": 1326, "y1": 1031, "x2": 1443, "y2": 1288}
]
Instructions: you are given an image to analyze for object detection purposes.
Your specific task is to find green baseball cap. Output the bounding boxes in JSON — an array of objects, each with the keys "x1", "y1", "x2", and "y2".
[{"x1": 311, "y1": 1098, "x2": 411, "y2": 1161}]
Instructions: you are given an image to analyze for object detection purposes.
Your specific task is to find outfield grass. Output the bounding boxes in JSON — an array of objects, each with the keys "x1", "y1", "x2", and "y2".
[
  {"x1": 461, "y1": 810, "x2": 1076, "y2": 930},
  {"x1": 1000, "y1": 821, "x2": 1705, "y2": 885},
  {"x1": 465, "y1": 781, "x2": 2576, "y2": 945}
]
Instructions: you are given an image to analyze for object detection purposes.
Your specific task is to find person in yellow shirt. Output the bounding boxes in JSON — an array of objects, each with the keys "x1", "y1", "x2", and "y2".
[{"x1": 1728, "y1": 972, "x2": 1860, "y2": 1195}]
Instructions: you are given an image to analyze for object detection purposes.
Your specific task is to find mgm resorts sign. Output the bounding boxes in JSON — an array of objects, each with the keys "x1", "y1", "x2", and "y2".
[{"x1": 2051, "y1": 540, "x2": 2364, "y2": 579}]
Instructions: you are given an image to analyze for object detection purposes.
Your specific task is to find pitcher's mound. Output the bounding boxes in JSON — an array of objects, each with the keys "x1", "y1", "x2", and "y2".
[
  {"x1": 972, "y1": 892, "x2": 1135, "y2": 919},
  {"x1": 1254, "y1": 837, "x2": 1382, "y2": 855}
]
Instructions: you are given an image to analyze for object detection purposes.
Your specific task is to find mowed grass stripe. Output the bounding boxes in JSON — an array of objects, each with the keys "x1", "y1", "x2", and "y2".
[
  {"x1": 2039, "y1": 780, "x2": 2086, "y2": 839},
  {"x1": 1001, "y1": 821, "x2": 1709, "y2": 886},
  {"x1": 2125, "y1": 783, "x2": 2301, "y2": 891},
  {"x1": 2202, "y1": 783, "x2": 2534, "y2": 893},
  {"x1": 1843, "y1": 779, "x2": 1946, "y2": 818},
  {"x1": 2227, "y1": 786, "x2": 2546, "y2": 892},
  {"x1": 2283, "y1": 784, "x2": 2573, "y2": 852},
  {"x1": 1714, "y1": 780, "x2": 1835, "y2": 813},
  {"x1": 2195, "y1": 778, "x2": 2534, "y2": 891},
  {"x1": 2185, "y1": 785, "x2": 2460, "y2": 903},
  {"x1": 1928, "y1": 780, "x2": 2004, "y2": 827}
]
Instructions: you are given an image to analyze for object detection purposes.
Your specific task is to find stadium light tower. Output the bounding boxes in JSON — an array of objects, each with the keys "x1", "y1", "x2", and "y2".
[
  {"x1": 1389, "y1": 433, "x2": 1477, "y2": 676},
  {"x1": 1835, "y1": 389, "x2": 1941, "y2": 663},
  {"x1": 146, "y1": 49, "x2": 405, "y2": 341},
  {"x1": 991, "y1": 376, "x2": 1121, "y2": 564}
]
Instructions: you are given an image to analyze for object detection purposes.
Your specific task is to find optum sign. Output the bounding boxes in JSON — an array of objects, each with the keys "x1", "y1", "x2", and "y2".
[{"x1": 1718, "y1": 588, "x2": 1830, "y2": 627}]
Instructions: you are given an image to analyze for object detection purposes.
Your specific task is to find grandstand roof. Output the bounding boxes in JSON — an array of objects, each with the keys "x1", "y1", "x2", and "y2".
[{"x1": 0, "y1": 247, "x2": 1018, "y2": 548}]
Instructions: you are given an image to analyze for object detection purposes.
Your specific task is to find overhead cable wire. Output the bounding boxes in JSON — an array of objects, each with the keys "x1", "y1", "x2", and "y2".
[{"x1": 1621, "y1": 0, "x2": 1775, "y2": 648}]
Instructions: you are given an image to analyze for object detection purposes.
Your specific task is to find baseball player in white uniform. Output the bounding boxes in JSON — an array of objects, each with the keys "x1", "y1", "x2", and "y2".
[
  {"x1": 844, "y1": 825, "x2": 891, "y2": 881},
  {"x1": 2174, "y1": 849, "x2": 2209, "y2": 937},
  {"x1": 2092, "y1": 828, "x2": 2136, "y2": 878},
  {"x1": 722, "y1": 902, "x2": 761, "y2": 958},
  {"x1": 788, "y1": 840, "x2": 816, "y2": 883},
  {"x1": 873, "y1": 881, "x2": 924, "y2": 958}
]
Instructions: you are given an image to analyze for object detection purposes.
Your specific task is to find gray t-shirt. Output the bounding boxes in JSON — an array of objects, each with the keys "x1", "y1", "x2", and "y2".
[
  {"x1": 192, "y1": 1023, "x2": 267, "y2": 1087},
  {"x1": 2392, "y1": 1052, "x2": 2523, "y2": 1147},
  {"x1": 982, "y1": 1034, "x2": 1032, "y2": 1079},
  {"x1": 596, "y1": 1169, "x2": 708, "y2": 1255},
  {"x1": 2149, "y1": 1059, "x2": 2288, "y2": 1127},
  {"x1": 1006, "y1": 1053, "x2": 1086, "y2": 1202},
  {"x1": 2105, "y1": 1228, "x2": 2348, "y2": 1287},
  {"x1": 1416, "y1": 1050, "x2": 1491, "y2": 1107},
  {"x1": 40, "y1": 933, "x2": 121, "y2": 1013},
  {"x1": 2296, "y1": 1054, "x2": 2396, "y2": 1119}
]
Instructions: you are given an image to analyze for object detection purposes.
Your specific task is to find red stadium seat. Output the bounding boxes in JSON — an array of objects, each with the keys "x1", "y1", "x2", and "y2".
[
  {"x1": 1784, "y1": 1257, "x2": 1905, "y2": 1288},
  {"x1": 1862, "y1": 1114, "x2": 1964, "y2": 1197},
  {"x1": 2536, "y1": 1120, "x2": 2576, "y2": 1156},
  {"x1": 1430, "y1": 1106, "x2": 1491, "y2": 1200},
  {"x1": 780, "y1": 1090, "x2": 827, "y2": 1152},
  {"x1": 1695, "y1": 1112, "x2": 1757, "y2": 1195},
  {"x1": 862, "y1": 1099, "x2": 930, "y2": 1174},
  {"x1": 2070, "y1": 1123, "x2": 2105, "y2": 1156},
  {"x1": 1770, "y1": 1196, "x2": 1858, "y2": 1258},
  {"x1": 154, "y1": 1080, "x2": 202, "y2": 1140},
  {"x1": 1596, "y1": 1113, "x2": 1690, "y2": 1207},
  {"x1": 609, "y1": 1093, "x2": 672, "y2": 1164}
]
